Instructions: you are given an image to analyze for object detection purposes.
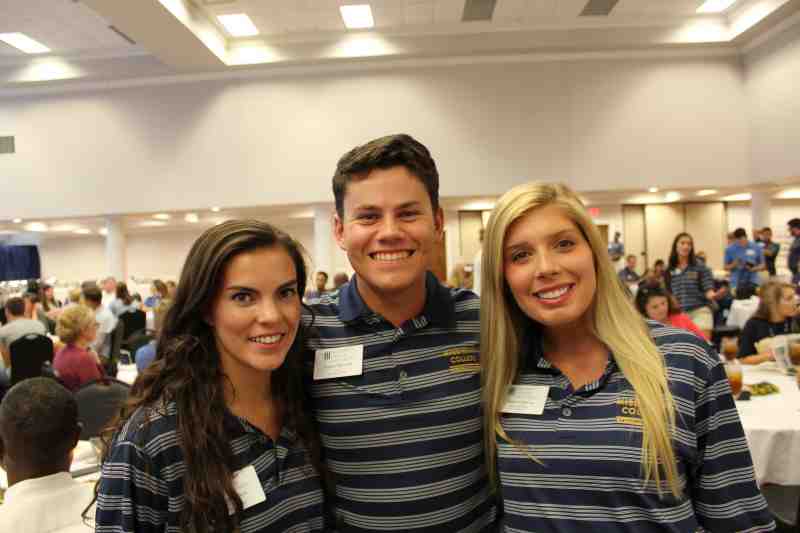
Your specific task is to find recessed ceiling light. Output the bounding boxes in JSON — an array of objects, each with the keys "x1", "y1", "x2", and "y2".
[
  {"x1": 153, "y1": 213, "x2": 171, "y2": 220},
  {"x1": 696, "y1": 189, "x2": 718, "y2": 196},
  {"x1": 697, "y1": 0, "x2": 738, "y2": 13},
  {"x1": 340, "y1": 4, "x2": 375, "y2": 29},
  {"x1": 73, "y1": 229, "x2": 91, "y2": 235},
  {"x1": 648, "y1": 187, "x2": 659, "y2": 193},
  {"x1": 51, "y1": 224, "x2": 78, "y2": 232},
  {"x1": 211, "y1": 206, "x2": 221, "y2": 212},
  {"x1": 0, "y1": 33, "x2": 50, "y2": 54},
  {"x1": 665, "y1": 191, "x2": 681, "y2": 202},
  {"x1": 185, "y1": 213, "x2": 199, "y2": 223},
  {"x1": 217, "y1": 13, "x2": 259, "y2": 37},
  {"x1": 12, "y1": 218, "x2": 22, "y2": 224},
  {"x1": 721, "y1": 193, "x2": 752, "y2": 201},
  {"x1": 99, "y1": 228, "x2": 108, "y2": 236},
  {"x1": 24, "y1": 222, "x2": 48, "y2": 232},
  {"x1": 140, "y1": 220, "x2": 168, "y2": 227}
]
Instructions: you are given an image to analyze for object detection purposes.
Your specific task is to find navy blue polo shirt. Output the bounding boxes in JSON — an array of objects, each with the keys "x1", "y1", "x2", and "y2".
[
  {"x1": 497, "y1": 322, "x2": 774, "y2": 532},
  {"x1": 303, "y1": 272, "x2": 495, "y2": 532},
  {"x1": 95, "y1": 401, "x2": 325, "y2": 532},
  {"x1": 667, "y1": 263, "x2": 714, "y2": 312}
]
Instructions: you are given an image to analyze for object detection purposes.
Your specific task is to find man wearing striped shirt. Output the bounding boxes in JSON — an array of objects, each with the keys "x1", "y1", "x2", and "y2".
[{"x1": 304, "y1": 134, "x2": 495, "y2": 531}]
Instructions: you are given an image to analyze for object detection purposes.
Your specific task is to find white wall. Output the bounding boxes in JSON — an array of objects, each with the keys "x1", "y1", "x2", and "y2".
[
  {"x1": 745, "y1": 20, "x2": 800, "y2": 182},
  {"x1": 0, "y1": 55, "x2": 750, "y2": 219},
  {"x1": 38, "y1": 220, "x2": 314, "y2": 283}
]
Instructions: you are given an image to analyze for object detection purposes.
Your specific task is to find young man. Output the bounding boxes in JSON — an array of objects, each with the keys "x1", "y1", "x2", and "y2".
[
  {"x1": 304, "y1": 134, "x2": 495, "y2": 531},
  {"x1": 760, "y1": 227, "x2": 780, "y2": 277},
  {"x1": 618, "y1": 254, "x2": 640, "y2": 284},
  {"x1": 788, "y1": 218, "x2": 800, "y2": 284},
  {"x1": 82, "y1": 286, "x2": 116, "y2": 358},
  {"x1": 724, "y1": 228, "x2": 764, "y2": 290},
  {"x1": 0, "y1": 378, "x2": 94, "y2": 532},
  {"x1": 0, "y1": 296, "x2": 47, "y2": 372},
  {"x1": 304, "y1": 271, "x2": 329, "y2": 302}
]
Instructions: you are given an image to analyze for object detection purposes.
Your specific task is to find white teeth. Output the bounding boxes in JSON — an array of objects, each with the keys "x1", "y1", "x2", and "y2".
[
  {"x1": 372, "y1": 251, "x2": 411, "y2": 262},
  {"x1": 250, "y1": 334, "x2": 282, "y2": 344},
  {"x1": 537, "y1": 286, "x2": 570, "y2": 300}
]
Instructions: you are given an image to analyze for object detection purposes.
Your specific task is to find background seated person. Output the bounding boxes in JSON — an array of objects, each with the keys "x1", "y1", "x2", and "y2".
[
  {"x1": 109, "y1": 282, "x2": 138, "y2": 318},
  {"x1": 618, "y1": 254, "x2": 640, "y2": 284},
  {"x1": 0, "y1": 296, "x2": 47, "y2": 378},
  {"x1": 727, "y1": 282, "x2": 760, "y2": 329},
  {"x1": 142, "y1": 279, "x2": 167, "y2": 311},
  {"x1": 636, "y1": 285, "x2": 709, "y2": 340},
  {"x1": 54, "y1": 306, "x2": 105, "y2": 392},
  {"x1": 0, "y1": 377, "x2": 95, "y2": 531},
  {"x1": 738, "y1": 281, "x2": 799, "y2": 364},
  {"x1": 81, "y1": 287, "x2": 116, "y2": 359}
]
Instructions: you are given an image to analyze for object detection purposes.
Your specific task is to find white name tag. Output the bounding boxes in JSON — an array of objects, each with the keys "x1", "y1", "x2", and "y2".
[
  {"x1": 228, "y1": 465, "x2": 266, "y2": 515},
  {"x1": 502, "y1": 385, "x2": 549, "y2": 415},
  {"x1": 313, "y1": 345, "x2": 364, "y2": 380}
]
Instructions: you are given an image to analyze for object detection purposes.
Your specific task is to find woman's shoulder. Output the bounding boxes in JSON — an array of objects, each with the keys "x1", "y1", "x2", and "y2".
[
  {"x1": 112, "y1": 400, "x2": 180, "y2": 459},
  {"x1": 646, "y1": 320, "x2": 718, "y2": 371}
]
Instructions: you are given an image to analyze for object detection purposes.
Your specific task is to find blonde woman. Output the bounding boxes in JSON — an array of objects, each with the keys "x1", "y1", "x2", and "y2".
[
  {"x1": 738, "y1": 281, "x2": 799, "y2": 364},
  {"x1": 481, "y1": 183, "x2": 773, "y2": 532},
  {"x1": 54, "y1": 305, "x2": 105, "y2": 391}
]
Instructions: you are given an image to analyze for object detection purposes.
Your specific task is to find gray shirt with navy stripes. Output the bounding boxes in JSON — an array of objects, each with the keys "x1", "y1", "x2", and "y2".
[
  {"x1": 95, "y1": 400, "x2": 325, "y2": 532},
  {"x1": 498, "y1": 321, "x2": 774, "y2": 532},
  {"x1": 304, "y1": 272, "x2": 496, "y2": 532}
]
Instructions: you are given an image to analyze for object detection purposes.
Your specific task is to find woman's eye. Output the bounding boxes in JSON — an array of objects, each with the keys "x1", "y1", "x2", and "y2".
[
  {"x1": 511, "y1": 251, "x2": 531, "y2": 262},
  {"x1": 357, "y1": 213, "x2": 379, "y2": 221},
  {"x1": 556, "y1": 239, "x2": 575, "y2": 249},
  {"x1": 232, "y1": 292, "x2": 253, "y2": 304},
  {"x1": 400, "y1": 211, "x2": 419, "y2": 219},
  {"x1": 280, "y1": 287, "x2": 298, "y2": 299}
]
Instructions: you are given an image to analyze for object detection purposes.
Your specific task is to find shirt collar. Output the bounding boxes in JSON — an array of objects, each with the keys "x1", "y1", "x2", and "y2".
[
  {"x1": 4, "y1": 472, "x2": 75, "y2": 502},
  {"x1": 338, "y1": 271, "x2": 454, "y2": 327}
]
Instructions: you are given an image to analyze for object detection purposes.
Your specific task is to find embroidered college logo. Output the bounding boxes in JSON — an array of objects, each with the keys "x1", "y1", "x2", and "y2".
[
  {"x1": 442, "y1": 347, "x2": 480, "y2": 373},
  {"x1": 616, "y1": 397, "x2": 643, "y2": 426}
]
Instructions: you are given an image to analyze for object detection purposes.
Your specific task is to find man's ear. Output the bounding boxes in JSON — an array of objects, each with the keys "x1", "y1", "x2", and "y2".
[
  {"x1": 433, "y1": 207, "x2": 445, "y2": 243},
  {"x1": 334, "y1": 214, "x2": 347, "y2": 251}
]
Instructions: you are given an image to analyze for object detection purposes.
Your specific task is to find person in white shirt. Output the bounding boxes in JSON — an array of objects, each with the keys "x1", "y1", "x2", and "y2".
[
  {"x1": 81, "y1": 287, "x2": 117, "y2": 358},
  {"x1": 0, "y1": 378, "x2": 95, "y2": 532},
  {"x1": 100, "y1": 277, "x2": 117, "y2": 309}
]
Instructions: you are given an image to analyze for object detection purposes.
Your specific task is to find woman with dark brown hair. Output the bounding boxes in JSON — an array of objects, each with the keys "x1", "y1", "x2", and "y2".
[
  {"x1": 738, "y1": 281, "x2": 800, "y2": 364},
  {"x1": 93, "y1": 220, "x2": 326, "y2": 532}
]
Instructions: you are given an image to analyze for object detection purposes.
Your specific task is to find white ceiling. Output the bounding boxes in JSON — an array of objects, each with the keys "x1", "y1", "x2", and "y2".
[{"x1": 0, "y1": 0, "x2": 798, "y2": 93}]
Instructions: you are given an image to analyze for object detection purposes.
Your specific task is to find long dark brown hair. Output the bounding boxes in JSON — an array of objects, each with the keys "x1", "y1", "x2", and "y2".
[
  {"x1": 665, "y1": 232, "x2": 696, "y2": 289},
  {"x1": 87, "y1": 219, "x2": 323, "y2": 532}
]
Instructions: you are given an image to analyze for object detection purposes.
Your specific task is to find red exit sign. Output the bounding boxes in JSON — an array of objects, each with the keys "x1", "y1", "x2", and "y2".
[{"x1": 588, "y1": 207, "x2": 601, "y2": 217}]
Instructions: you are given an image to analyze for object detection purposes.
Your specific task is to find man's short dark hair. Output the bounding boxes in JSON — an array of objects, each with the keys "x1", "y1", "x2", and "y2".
[
  {"x1": 0, "y1": 378, "x2": 78, "y2": 470},
  {"x1": 317, "y1": 271, "x2": 329, "y2": 281},
  {"x1": 733, "y1": 228, "x2": 747, "y2": 239},
  {"x1": 332, "y1": 134, "x2": 439, "y2": 218},
  {"x1": 788, "y1": 218, "x2": 800, "y2": 230},
  {"x1": 626, "y1": 254, "x2": 636, "y2": 261},
  {"x1": 4, "y1": 297, "x2": 25, "y2": 317},
  {"x1": 762, "y1": 227, "x2": 772, "y2": 234},
  {"x1": 82, "y1": 286, "x2": 102, "y2": 304}
]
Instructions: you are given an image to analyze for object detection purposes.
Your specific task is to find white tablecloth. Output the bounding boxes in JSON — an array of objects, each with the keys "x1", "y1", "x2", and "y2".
[{"x1": 736, "y1": 364, "x2": 800, "y2": 486}]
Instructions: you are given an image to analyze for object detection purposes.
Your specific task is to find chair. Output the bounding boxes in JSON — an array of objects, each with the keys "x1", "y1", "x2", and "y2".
[
  {"x1": 101, "y1": 322, "x2": 124, "y2": 375},
  {"x1": 74, "y1": 378, "x2": 131, "y2": 439},
  {"x1": 125, "y1": 329, "x2": 156, "y2": 363},
  {"x1": 118, "y1": 310, "x2": 146, "y2": 345},
  {"x1": 9, "y1": 334, "x2": 54, "y2": 386}
]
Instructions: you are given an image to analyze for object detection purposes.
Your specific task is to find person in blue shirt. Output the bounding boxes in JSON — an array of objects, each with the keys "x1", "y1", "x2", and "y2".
[
  {"x1": 94, "y1": 220, "x2": 326, "y2": 533},
  {"x1": 724, "y1": 227, "x2": 765, "y2": 290},
  {"x1": 480, "y1": 182, "x2": 773, "y2": 532},
  {"x1": 787, "y1": 218, "x2": 800, "y2": 284}
]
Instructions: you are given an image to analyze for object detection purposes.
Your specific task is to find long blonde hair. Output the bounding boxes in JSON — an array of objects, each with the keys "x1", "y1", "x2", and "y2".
[{"x1": 481, "y1": 182, "x2": 681, "y2": 498}]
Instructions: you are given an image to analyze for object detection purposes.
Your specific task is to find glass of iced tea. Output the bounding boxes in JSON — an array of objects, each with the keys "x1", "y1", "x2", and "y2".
[
  {"x1": 721, "y1": 337, "x2": 738, "y2": 361},
  {"x1": 725, "y1": 359, "x2": 743, "y2": 398}
]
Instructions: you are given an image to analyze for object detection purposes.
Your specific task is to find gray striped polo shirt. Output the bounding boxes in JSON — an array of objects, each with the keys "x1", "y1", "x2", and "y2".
[
  {"x1": 498, "y1": 321, "x2": 774, "y2": 532},
  {"x1": 304, "y1": 272, "x2": 496, "y2": 532}
]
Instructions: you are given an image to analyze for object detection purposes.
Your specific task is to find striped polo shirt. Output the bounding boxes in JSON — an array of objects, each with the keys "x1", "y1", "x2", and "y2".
[
  {"x1": 304, "y1": 272, "x2": 495, "y2": 532},
  {"x1": 498, "y1": 321, "x2": 775, "y2": 532},
  {"x1": 95, "y1": 400, "x2": 325, "y2": 532},
  {"x1": 668, "y1": 264, "x2": 714, "y2": 312}
]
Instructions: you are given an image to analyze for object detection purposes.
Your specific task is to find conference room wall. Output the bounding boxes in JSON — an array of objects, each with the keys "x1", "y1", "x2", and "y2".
[
  {"x1": 38, "y1": 221, "x2": 315, "y2": 283},
  {"x1": 744, "y1": 19, "x2": 800, "y2": 183},
  {"x1": 0, "y1": 54, "x2": 749, "y2": 220}
]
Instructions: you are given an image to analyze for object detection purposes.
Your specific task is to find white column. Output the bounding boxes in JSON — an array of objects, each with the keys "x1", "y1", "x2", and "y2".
[
  {"x1": 313, "y1": 205, "x2": 335, "y2": 280},
  {"x1": 750, "y1": 191, "x2": 771, "y2": 232},
  {"x1": 105, "y1": 216, "x2": 127, "y2": 282}
]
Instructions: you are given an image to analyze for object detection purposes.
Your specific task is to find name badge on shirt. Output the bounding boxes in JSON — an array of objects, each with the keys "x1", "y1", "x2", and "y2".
[
  {"x1": 313, "y1": 345, "x2": 364, "y2": 380},
  {"x1": 227, "y1": 465, "x2": 266, "y2": 515},
  {"x1": 502, "y1": 385, "x2": 549, "y2": 415}
]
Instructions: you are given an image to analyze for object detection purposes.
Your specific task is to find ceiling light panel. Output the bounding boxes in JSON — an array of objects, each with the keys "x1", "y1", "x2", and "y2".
[
  {"x1": 0, "y1": 33, "x2": 51, "y2": 54},
  {"x1": 697, "y1": 0, "x2": 738, "y2": 13},
  {"x1": 217, "y1": 13, "x2": 259, "y2": 37},
  {"x1": 696, "y1": 189, "x2": 718, "y2": 196},
  {"x1": 340, "y1": 5, "x2": 375, "y2": 29}
]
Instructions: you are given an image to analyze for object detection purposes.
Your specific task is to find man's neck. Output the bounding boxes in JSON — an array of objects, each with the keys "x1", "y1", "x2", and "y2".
[
  {"x1": 6, "y1": 314, "x2": 22, "y2": 323},
  {"x1": 357, "y1": 276, "x2": 427, "y2": 328},
  {"x1": 7, "y1": 465, "x2": 68, "y2": 488}
]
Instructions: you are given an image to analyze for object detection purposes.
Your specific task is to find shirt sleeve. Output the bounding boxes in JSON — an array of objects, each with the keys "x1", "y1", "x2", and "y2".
[
  {"x1": 737, "y1": 319, "x2": 761, "y2": 358},
  {"x1": 95, "y1": 434, "x2": 170, "y2": 533},
  {"x1": 724, "y1": 247, "x2": 733, "y2": 265},
  {"x1": 689, "y1": 346, "x2": 775, "y2": 532},
  {"x1": 700, "y1": 267, "x2": 714, "y2": 292}
]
